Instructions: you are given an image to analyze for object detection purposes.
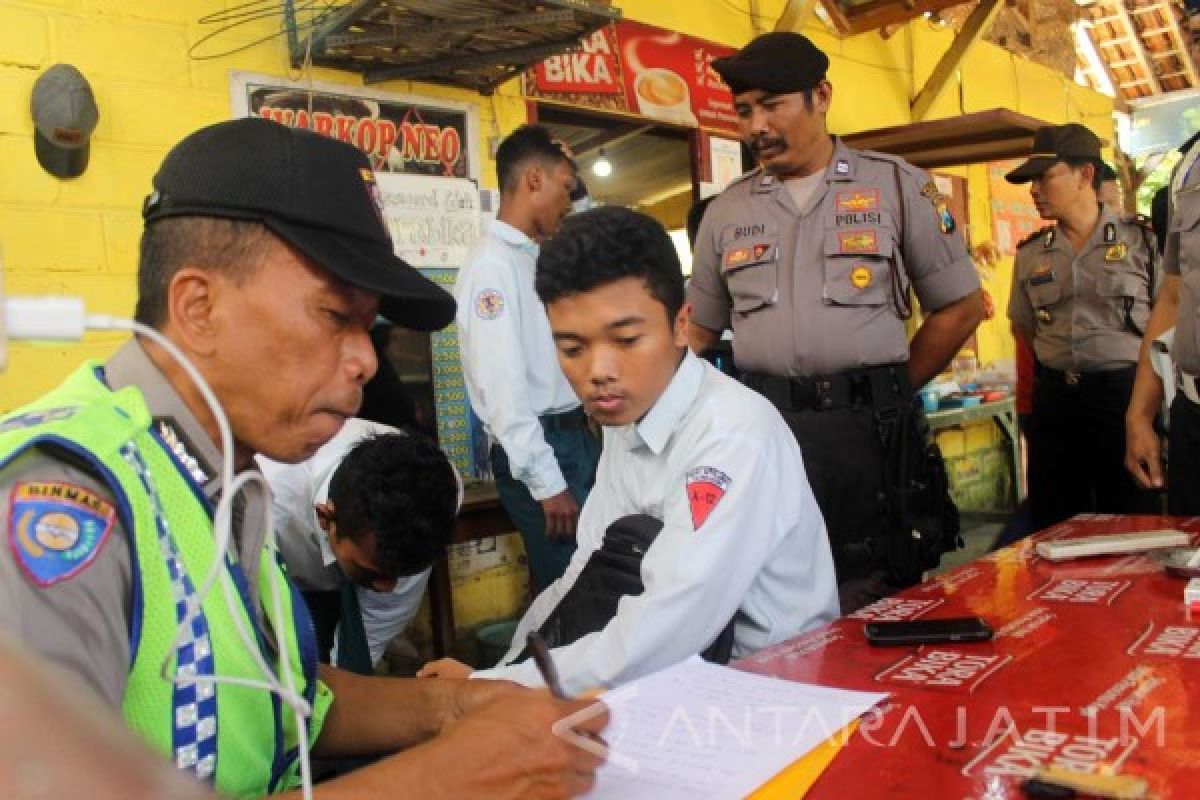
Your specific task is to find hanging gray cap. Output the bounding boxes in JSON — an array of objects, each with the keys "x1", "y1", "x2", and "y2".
[{"x1": 31, "y1": 64, "x2": 99, "y2": 179}]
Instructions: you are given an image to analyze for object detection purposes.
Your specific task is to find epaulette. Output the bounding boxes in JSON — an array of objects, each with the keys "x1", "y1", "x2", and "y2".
[
  {"x1": 1016, "y1": 226, "x2": 1055, "y2": 249},
  {"x1": 727, "y1": 166, "x2": 763, "y2": 189},
  {"x1": 854, "y1": 147, "x2": 908, "y2": 169}
]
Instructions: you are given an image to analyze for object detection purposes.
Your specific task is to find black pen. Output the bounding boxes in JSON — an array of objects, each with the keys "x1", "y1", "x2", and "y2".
[{"x1": 527, "y1": 631, "x2": 569, "y2": 699}]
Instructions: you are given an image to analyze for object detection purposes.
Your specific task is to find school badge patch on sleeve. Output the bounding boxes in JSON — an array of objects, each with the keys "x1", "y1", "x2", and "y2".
[
  {"x1": 475, "y1": 288, "x2": 506, "y2": 320},
  {"x1": 686, "y1": 466, "x2": 732, "y2": 530},
  {"x1": 8, "y1": 481, "x2": 116, "y2": 587}
]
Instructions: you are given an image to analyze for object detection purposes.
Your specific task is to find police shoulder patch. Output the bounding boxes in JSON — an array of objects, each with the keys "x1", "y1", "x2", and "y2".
[
  {"x1": 8, "y1": 481, "x2": 115, "y2": 587},
  {"x1": 685, "y1": 466, "x2": 732, "y2": 531},
  {"x1": 1016, "y1": 226, "x2": 1054, "y2": 250}
]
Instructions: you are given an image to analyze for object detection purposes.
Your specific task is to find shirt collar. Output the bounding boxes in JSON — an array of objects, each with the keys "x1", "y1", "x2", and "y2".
[
  {"x1": 104, "y1": 339, "x2": 223, "y2": 499},
  {"x1": 751, "y1": 136, "x2": 853, "y2": 197},
  {"x1": 629, "y1": 350, "x2": 705, "y2": 456},
  {"x1": 489, "y1": 218, "x2": 539, "y2": 256}
]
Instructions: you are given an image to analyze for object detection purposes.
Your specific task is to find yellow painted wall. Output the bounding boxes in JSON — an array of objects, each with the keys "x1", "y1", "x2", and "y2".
[{"x1": 0, "y1": 0, "x2": 529, "y2": 409}]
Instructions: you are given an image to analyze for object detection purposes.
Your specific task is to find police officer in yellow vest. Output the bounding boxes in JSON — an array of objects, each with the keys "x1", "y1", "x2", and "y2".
[
  {"x1": 0, "y1": 119, "x2": 606, "y2": 799},
  {"x1": 687, "y1": 33, "x2": 984, "y2": 612},
  {"x1": 1006, "y1": 123, "x2": 1161, "y2": 530}
]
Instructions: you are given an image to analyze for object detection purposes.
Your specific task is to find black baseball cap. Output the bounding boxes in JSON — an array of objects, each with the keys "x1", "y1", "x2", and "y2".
[
  {"x1": 1005, "y1": 123, "x2": 1104, "y2": 184},
  {"x1": 712, "y1": 32, "x2": 829, "y2": 96},
  {"x1": 143, "y1": 117, "x2": 455, "y2": 331}
]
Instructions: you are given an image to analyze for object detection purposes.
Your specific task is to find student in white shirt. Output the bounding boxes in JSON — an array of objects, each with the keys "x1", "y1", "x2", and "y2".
[
  {"x1": 259, "y1": 419, "x2": 460, "y2": 672},
  {"x1": 422, "y1": 207, "x2": 839, "y2": 694},
  {"x1": 455, "y1": 125, "x2": 602, "y2": 591}
]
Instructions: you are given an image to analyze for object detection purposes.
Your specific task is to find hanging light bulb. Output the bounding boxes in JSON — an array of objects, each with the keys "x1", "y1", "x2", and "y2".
[{"x1": 592, "y1": 148, "x2": 612, "y2": 178}]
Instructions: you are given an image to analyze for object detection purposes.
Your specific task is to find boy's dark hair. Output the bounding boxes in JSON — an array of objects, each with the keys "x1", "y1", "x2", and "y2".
[
  {"x1": 327, "y1": 431, "x2": 458, "y2": 577},
  {"x1": 496, "y1": 124, "x2": 570, "y2": 193},
  {"x1": 535, "y1": 206, "x2": 685, "y2": 320}
]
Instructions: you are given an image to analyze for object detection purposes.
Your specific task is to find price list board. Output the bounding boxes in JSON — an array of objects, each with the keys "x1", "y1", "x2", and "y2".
[{"x1": 420, "y1": 267, "x2": 476, "y2": 477}]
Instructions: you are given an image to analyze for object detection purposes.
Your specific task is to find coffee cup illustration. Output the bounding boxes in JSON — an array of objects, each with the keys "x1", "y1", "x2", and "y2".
[{"x1": 633, "y1": 67, "x2": 699, "y2": 127}]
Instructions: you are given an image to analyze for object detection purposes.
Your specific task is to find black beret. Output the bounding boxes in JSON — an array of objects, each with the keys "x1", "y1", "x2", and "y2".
[{"x1": 712, "y1": 32, "x2": 830, "y2": 96}]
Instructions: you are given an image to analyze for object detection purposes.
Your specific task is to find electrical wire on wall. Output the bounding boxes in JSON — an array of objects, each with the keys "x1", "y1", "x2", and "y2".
[{"x1": 188, "y1": 0, "x2": 340, "y2": 61}]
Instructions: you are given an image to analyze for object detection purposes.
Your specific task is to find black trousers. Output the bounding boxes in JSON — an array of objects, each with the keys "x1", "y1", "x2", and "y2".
[
  {"x1": 777, "y1": 405, "x2": 900, "y2": 613},
  {"x1": 1168, "y1": 393, "x2": 1200, "y2": 516},
  {"x1": 1028, "y1": 366, "x2": 1160, "y2": 530}
]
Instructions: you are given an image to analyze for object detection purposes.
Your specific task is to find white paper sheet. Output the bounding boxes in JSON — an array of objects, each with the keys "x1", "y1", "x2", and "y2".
[{"x1": 585, "y1": 657, "x2": 888, "y2": 799}]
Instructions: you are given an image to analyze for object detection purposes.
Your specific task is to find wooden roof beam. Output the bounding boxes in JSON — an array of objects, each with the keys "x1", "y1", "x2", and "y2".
[
  {"x1": 1083, "y1": 23, "x2": 1131, "y2": 100},
  {"x1": 774, "y1": 0, "x2": 817, "y2": 32},
  {"x1": 911, "y1": 0, "x2": 1003, "y2": 121},
  {"x1": 1113, "y1": 2, "x2": 1163, "y2": 94},
  {"x1": 1157, "y1": 3, "x2": 1200, "y2": 86}
]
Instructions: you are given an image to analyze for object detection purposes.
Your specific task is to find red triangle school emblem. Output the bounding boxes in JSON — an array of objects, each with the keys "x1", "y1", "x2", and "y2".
[{"x1": 686, "y1": 466, "x2": 732, "y2": 531}]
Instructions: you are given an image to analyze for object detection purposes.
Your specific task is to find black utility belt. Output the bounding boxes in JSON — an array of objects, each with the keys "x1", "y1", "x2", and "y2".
[
  {"x1": 744, "y1": 364, "x2": 911, "y2": 412},
  {"x1": 539, "y1": 407, "x2": 588, "y2": 433},
  {"x1": 1036, "y1": 364, "x2": 1136, "y2": 387}
]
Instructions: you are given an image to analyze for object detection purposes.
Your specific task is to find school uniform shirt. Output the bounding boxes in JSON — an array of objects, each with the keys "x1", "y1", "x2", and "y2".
[
  {"x1": 257, "y1": 418, "x2": 430, "y2": 665},
  {"x1": 455, "y1": 219, "x2": 581, "y2": 500},
  {"x1": 476, "y1": 351, "x2": 840, "y2": 694}
]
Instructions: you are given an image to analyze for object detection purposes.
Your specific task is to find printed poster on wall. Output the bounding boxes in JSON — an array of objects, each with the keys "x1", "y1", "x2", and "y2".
[
  {"x1": 524, "y1": 21, "x2": 739, "y2": 134},
  {"x1": 421, "y1": 267, "x2": 483, "y2": 479},
  {"x1": 375, "y1": 173, "x2": 482, "y2": 268},
  {"x1": 989, "y1": 159, "x2": 1043, "y2": 257},
  {"x1": 230, "y1": 71, "x2": 478, "y2": 179},
  {"x1": 377, "y1": 176, "x2": 483, "y2": 478}
]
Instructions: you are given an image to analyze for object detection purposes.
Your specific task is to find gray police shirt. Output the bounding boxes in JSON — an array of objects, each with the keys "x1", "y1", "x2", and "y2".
[
  {"x1": 1167, "y1": 144, "x2": 1200, "y2": 374},
  {"x1": 688, "y1": 137, "x2": 979, "y2": 377},
  {"x1": 1007, "y1": 205, "x2": 1157, "y2": 372},
  {"x1": 0, "y1": 340, "x2": 268, "y2": 707}
]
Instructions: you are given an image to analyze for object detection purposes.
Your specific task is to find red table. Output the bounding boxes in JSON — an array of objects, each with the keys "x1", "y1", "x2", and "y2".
[{"x1": 738, "y1": 515, "x2": 1200, "y2": 799}]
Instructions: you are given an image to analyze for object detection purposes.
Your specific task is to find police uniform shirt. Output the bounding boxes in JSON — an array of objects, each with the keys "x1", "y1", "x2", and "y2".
[
  {"x1": 688, "y1": 137, "x2": 980, "y2": 376},
  {"x1": 1166, "y1": 140, "x2": 1200, "y2": 374},
  {"x1": 1007, "y1": 205, "x2": 1157, "y2": 372},
  {"x1": 257, "y1": 417, "x2": 432, "y2": 665},
  {"x1": 0, "y1": 341, "x2": 268, "y2": 706},
  {"x1": 475, "y1": 351, "x2": 840, "y2": 695},
  {"x1": 455, "y1": 219, "x2": 581, "y2": 499}
]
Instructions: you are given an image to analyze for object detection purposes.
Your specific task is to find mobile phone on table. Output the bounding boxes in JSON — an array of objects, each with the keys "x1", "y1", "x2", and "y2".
[{"x1": 864, "y1": 616, "x2": 993, "y2": 646}]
